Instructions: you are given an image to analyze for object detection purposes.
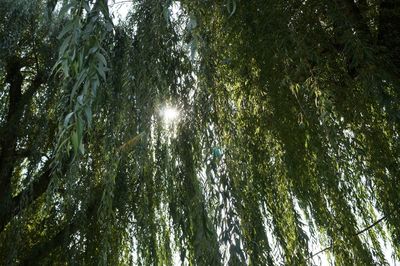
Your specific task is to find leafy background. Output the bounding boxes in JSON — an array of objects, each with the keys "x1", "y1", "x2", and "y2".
[{"x1": 0, "y1": 0, "x2": 399, "y2": 265}]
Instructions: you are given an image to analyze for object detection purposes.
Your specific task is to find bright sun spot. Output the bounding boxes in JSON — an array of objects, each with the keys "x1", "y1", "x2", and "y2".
[{"x1": 160, "y1": 106, "x2": 179, "y2": 123}]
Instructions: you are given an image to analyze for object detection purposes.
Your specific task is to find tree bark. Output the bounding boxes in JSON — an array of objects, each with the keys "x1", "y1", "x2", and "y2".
[
  {"x1": 0, "y1": 56, "x2": 24, "y2": 223},
  {"x1": 20, "y1": 186, "x2": 102, "y2": 265},
  {"x1": 0, "y1": 163, "x2": 52, "y2": 232},
  {"x1": 0, "y1": 56, "x2": 45, "y2": 232}
]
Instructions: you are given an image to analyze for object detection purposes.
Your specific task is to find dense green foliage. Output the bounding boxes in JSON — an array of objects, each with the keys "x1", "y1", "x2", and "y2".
[{"x1": 1, "y1": 0, "x2": 400, "y2": 265}]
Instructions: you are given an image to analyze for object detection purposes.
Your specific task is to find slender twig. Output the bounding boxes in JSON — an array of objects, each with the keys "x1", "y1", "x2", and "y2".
[
  {"x1": 109, "y1": 0, "x2": 133, "y2": 7},
  {"x1": 308, "y1": 212, "x2": 392, "y2": 260},
  {"x1": 356, "y1": 215, "x2": 388, "y2": 236},
  {"x1": 309, "y1": 245, "x2": 332, "y2": 259}
]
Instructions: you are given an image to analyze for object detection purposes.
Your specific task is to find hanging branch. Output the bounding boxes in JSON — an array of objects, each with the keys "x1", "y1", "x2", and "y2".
[{"x1": 308, "y1": 212, "x2": 393, "y2": 260}]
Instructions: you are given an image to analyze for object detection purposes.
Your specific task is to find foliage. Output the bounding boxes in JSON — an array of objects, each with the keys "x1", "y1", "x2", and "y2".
[{"x1": 1, "y1": 0, "x2": 400, "y2": 265}]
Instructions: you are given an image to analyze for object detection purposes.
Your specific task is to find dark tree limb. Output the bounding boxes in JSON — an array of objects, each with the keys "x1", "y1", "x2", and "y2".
[
  {"x1": 0, "y1": 56, "x2": 47, "y2": 232},
  {"x1": 20, "y1": 186, "x2": 102, "y2": 265},
  {"x1": 0, "y1": 56, "x2": 24, "y2": 213},
  {"x1": 0, "y1": 162, "x2": 52, "y2": 232}
]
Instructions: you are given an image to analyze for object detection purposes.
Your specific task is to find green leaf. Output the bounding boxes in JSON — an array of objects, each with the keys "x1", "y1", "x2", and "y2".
[
  {"x1": 189, "y1": 15, "x2": 197, "y2": 29},
  {"x1": 88, "y1": 46, "x2": 98, "y2": 54},
  {"x1": 79, "y1": 142, "x2": 85, "y2": 155},
  {"x1": 97, "y1": 65, "x2": 106, "y2": 80},
  {"x1": 59, "y1": 36, "x2": 71, "y2": 56},
  {"x1": 71, "y1": 130, "x2": 79, "y2": 155},
  {"x1": 227, "y1": 0, "x2": 237, "y2": 17},
  {"x1": 77, "y1": 95, "x2": 84, "y2": 105},
  {"x1": 84, "y1": 106, "x2": 92, "y2": 128},
  {"x1": 76, "y1": 115, "x2": 84, "y2": 144},
  {"x1": 105, "y1": 21, "x2": 113, "y2": 32},
  {"x1": 64, "y1": 112, "x2": 74, "y2": 127},
  {"x1": 61, "y1": 61, "x2": 69, "y2": 77},
  {"x1": 163, "y1": 6, "x2": 171, "y2": 24},
  {"x1": 58, "y1": 21, "x2": 74, "y2": 40},
  {"x1": 96, "y1": 53, "x2": 107, "y2": 67}
]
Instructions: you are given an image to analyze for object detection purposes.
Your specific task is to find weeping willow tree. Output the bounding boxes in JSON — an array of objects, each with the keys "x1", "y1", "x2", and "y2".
[{"x1": 1, "y1": 0, "x2": 400, "y2": 265}]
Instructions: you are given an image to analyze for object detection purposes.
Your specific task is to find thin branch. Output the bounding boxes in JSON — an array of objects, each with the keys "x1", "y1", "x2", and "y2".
[
  {"x1": 109, "y1": 0, "x2": 133, "y2": 7},
  {"x1": 356, "y1": 215, "x2": 388, "y2": 236},
  {"x1": 309, "y1": 245, "x2": 332, "y2": 260},
  {"x1": 308, "y1": 212, "x2": 393, "y2": 260}
]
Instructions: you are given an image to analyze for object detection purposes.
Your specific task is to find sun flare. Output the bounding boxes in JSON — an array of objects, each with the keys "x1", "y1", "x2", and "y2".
[{"x1": 160, "y1": 106, "x2": 179, "y2": 123}]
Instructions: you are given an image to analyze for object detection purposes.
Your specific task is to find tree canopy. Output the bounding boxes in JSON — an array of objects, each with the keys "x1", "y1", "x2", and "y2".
[{"x1": 1, "y1": 0, "x2": 400, "y2": 265}]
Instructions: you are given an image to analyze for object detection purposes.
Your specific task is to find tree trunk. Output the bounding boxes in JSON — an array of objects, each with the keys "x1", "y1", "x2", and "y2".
[
  {"x1": 0, "y1": 56, "x2": 24, "y2": 226},
  {"x1": 0, "y1": 56, "x2": 45, "y2": 231}
]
